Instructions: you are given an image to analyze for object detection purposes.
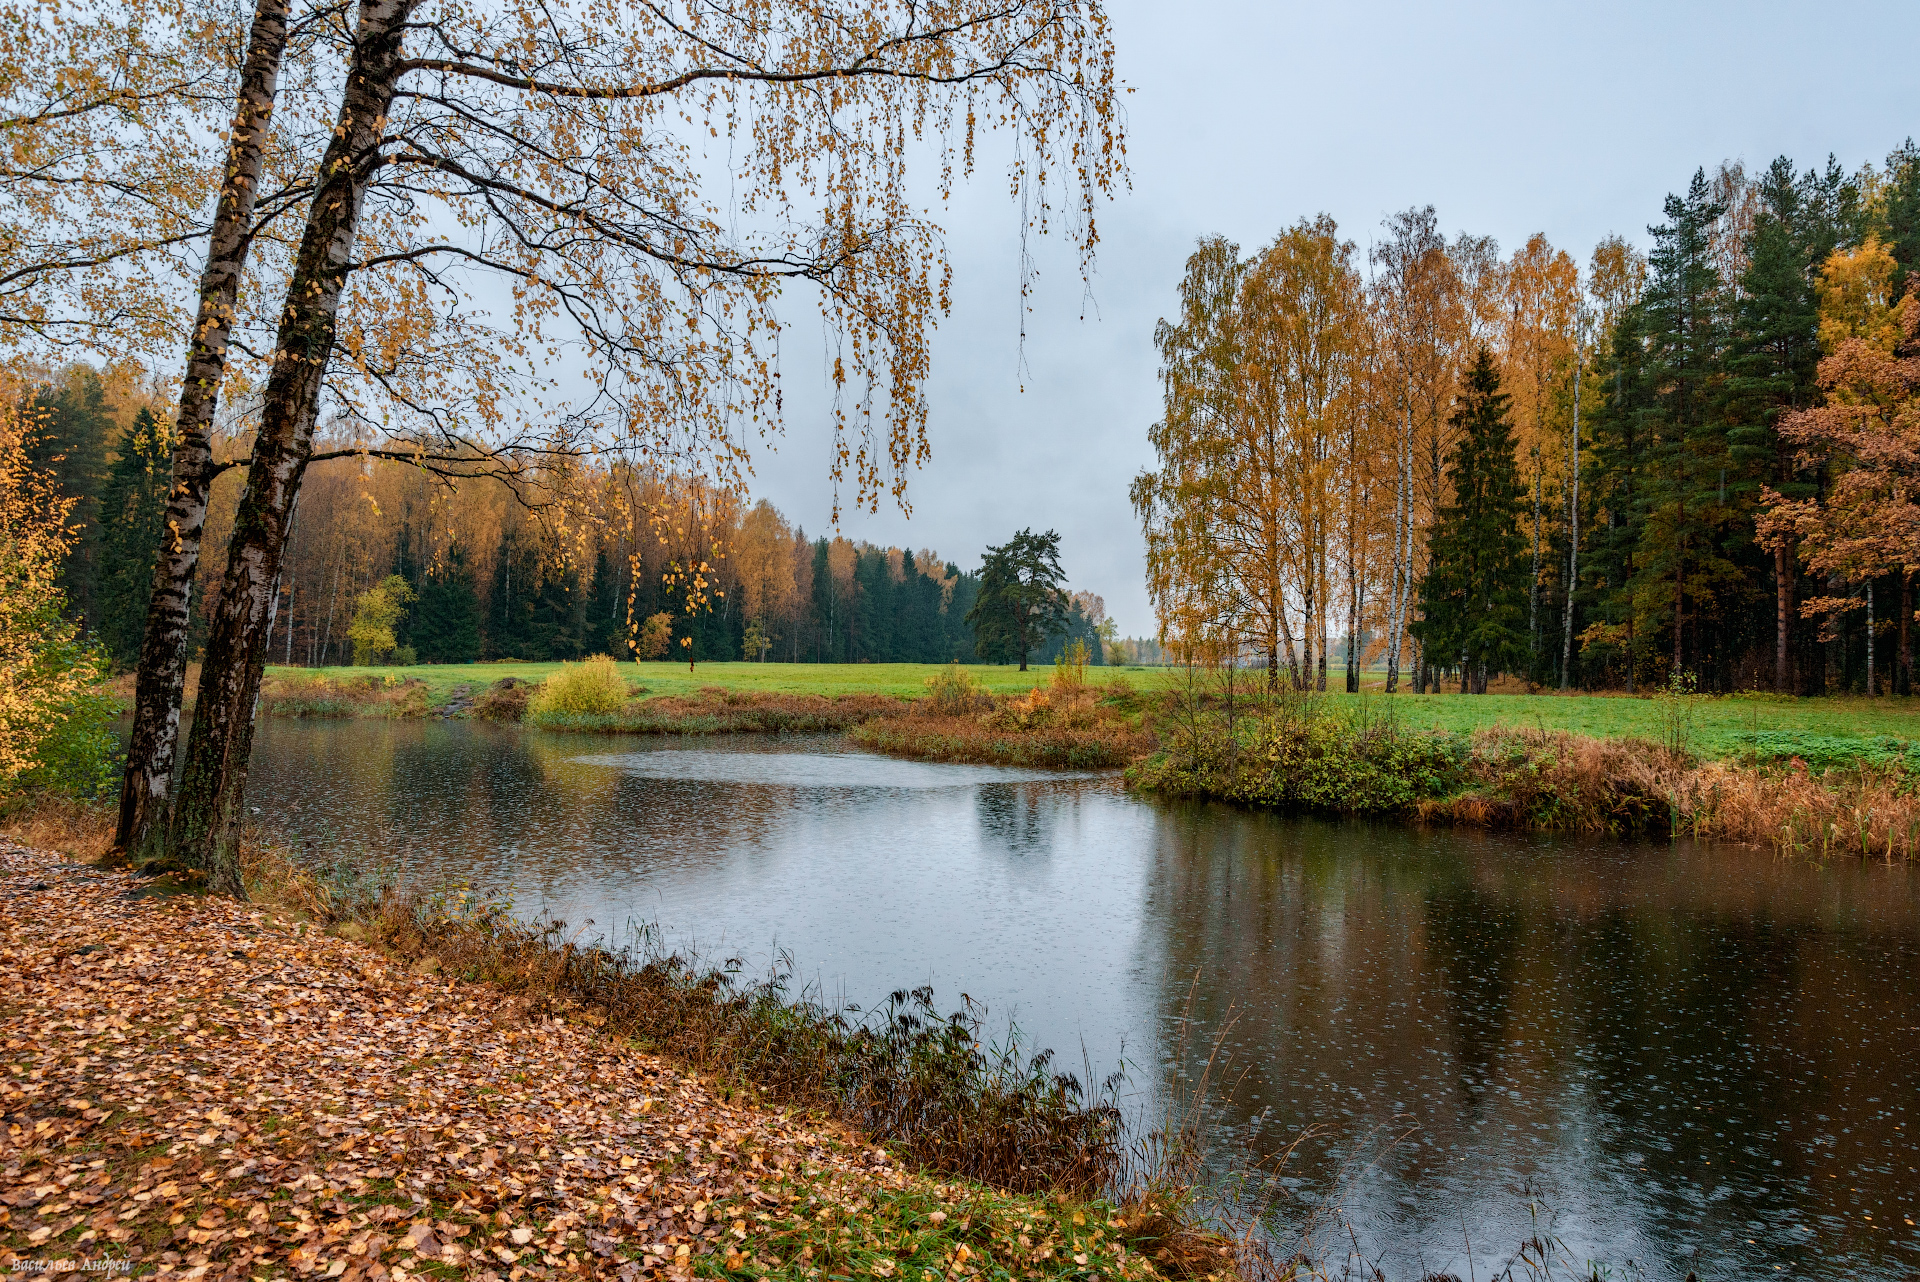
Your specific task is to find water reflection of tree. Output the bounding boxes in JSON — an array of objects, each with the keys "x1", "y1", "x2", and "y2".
[
  {"x1": 1135, "y1": 806, "x2": 1920, "y2": 1274},
  {"x1": 975, "y1": 783, "x2": 1053, "y2": 856}
]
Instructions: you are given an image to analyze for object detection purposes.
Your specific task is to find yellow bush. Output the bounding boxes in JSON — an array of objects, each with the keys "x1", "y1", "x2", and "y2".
[
  {"x1": 529, "y1": 655, "x2": 629, "y2": 718},
  {"x1": 923, "y1": 662, "x2": 985, "y2": 715}
]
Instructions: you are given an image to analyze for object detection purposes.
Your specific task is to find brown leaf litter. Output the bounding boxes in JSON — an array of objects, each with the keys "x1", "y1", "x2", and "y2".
[{"x1": 0, "y1": 839, "x2": 1171, "y2": 1282}]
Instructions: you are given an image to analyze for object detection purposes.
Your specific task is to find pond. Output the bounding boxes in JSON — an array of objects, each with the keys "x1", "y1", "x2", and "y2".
[{"x1": 245, "y1": 718, "x2": 1920, "y2": 1279}]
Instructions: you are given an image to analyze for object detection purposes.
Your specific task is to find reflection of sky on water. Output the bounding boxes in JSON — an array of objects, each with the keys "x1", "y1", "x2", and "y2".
[{"x1": 247, "y1": 719, "x2": 1920, "y2": 1279}]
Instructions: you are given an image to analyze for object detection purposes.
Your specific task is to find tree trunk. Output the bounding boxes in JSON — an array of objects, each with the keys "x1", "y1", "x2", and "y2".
[
  {"x1": 169, "y1": 0, "x2": 415, "y2": 893},
  {"x1": 1866, "y1": 578, "x2": 1876, "y2": 697},
  {"x1": 113, "y1": 0, "x2": 290, "y2": 859},
  {"x1": 1900, "y1": 571, "x2": 1912, "y2": 696},
  {"x1": 1672, "y1": 523, "x2": 1685, "y2": 680},
  {"x1": 1560, "y1": 353, "x2": 1581, "y2": 690},
  {"x1": 1775, "y1": 541, "x2": 1792, "y2": 693},
  {"x1": 1529, "y1": 449, "x2": 1541, "y2": 670}
]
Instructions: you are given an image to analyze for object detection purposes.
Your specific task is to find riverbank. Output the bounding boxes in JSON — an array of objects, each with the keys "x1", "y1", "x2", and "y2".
[
  {"x1": 0, "y1": 837, "x2": 1223, "y2": 1281},
  {"x1": 260, "y1": 661, "x2": 1920, "y2": 753},
  {"x1": 1130, "y1": 703, "x2": 1920, "y2": 859}
]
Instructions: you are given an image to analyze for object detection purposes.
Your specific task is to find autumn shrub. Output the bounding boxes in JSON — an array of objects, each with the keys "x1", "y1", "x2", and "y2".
[
  {"x1": 1132, "y1": 698, "x2": 1465, "y2": 815},
  {"x1": 853, "y1": 707, "x2": 1153, "y2": 769},
  {"x1": 526, "y1": 654, "x2": 629, "y2": 723},
  {"x1": 370, "y1": 897, "x2": 1124, "y2": 1197},
  {"x1": 923, "y1": 662, "x2": 989, "y2": 715},
  {"x1": 535, "y1": 689, "x2": 904, "y2": 735},
  {"x1": 0, "y1": 389, "x2": 116, "y2": 794},
  {"x1": 472, "y1": 676, "x2": 532, "y2": 722}
]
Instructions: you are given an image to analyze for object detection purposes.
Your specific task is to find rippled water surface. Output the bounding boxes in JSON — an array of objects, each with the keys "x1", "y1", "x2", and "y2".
[{"x1": 246, "y1": 718, "x2": 1920, "y2": 1278}]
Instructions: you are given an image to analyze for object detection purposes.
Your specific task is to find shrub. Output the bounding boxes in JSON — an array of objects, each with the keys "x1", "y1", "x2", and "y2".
[
  {"x1": 10, "y1": 637, "x2": 120, "y2": 799},
  {"x1": 1131, "y1": 698, "x2": 1467, "y2": 815},
  {"x1": 923, "y1": 661, "x2": 987, "y2": 715},
  {"x1": 636, "y1": 611, "x2": 674, "y2": 659},
  {"x1": 0, "y1": 391, "x2": 109, "y2": 792},
  {"x1": 346, "y1": 574, "x2": 415, "y2": 665},
  {"x1": 390, "y1": 644, "x2": 418, "y2": 666},
  {"x1": 473, "y1": 676, "x2": 531, "y2": 722},
  {"x1": 528, "y1": 655, "x2": 630, "y2": 722},
  {"x1": 1051, "y1": 638, "x2": 1090, "y2": 693}
]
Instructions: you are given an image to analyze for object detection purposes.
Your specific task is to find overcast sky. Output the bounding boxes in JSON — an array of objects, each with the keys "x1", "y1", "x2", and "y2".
[{"x1": 745, "y1": 0, "x2": 1920, "y2": 637}]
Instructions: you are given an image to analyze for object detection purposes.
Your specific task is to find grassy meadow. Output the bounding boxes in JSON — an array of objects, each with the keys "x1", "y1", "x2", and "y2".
[{"x1": 264, "y1": 659, "x2": 1920, "y2": 759}]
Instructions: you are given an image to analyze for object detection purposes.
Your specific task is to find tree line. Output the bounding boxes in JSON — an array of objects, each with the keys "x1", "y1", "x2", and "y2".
[
  {"x1": 1135, "y1": 144, "x2": 1920, "y2": 695},
  {"x1": 17, "y1": 368, "x2": 1114, "y2": 670}
]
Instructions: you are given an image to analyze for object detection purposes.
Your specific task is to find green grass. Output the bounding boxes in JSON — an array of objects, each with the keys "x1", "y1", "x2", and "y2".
[
  {"x1": 263, "y1": 661, "x2": 1920, "y2": 759},
  {"x1": 1350, "y1": 689, "x2": 1920, "y2": 755}
]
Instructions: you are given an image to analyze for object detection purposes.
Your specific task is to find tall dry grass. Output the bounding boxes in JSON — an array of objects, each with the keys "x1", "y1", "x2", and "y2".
[
  {"x1": 260, "y1": 671, "x2": 431, "y2": 718},
  {"x1": 1432, "y1": 727, "x2": 1920, "y2": 859},
  {"x1": 853, "y1": 679, "x2": 1154, "y2": 768},
  {"x1": 0, "y1": 793, "x2": 115, "y2": 860}
]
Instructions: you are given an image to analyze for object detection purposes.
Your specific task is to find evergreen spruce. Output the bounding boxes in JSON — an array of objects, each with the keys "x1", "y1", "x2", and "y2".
[
  {"x1": 93, "y1": 407, "x2": 171, "y2": 668},
  {"x1": 25, "y1": 367, "x2": 113, "y2": 629},
  {"x1": 1412, "y1": 349, "x2": 1528, "y2": 692},
  {"x1": 411, "y1": 549, "x2": 484, "y2": 663}
]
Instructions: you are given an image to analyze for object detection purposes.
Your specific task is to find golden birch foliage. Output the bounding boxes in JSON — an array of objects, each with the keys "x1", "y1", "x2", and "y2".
[
  {"x1": 1238, "y1": 216, "x2": 1363, "y2": 673},
  {"x1": 1498, "y1": 233, "x2": 1580, "y2": 475},
  {"x1": 0, "y1": 382, "x2": 100, "y2": 786},
  {"x1": 1588, "y1": 235, "x2": 1646, "y2": 336},
  {"x1": 732, "y1": 499, "x2": 797, "y2": 625},
  {"x1": 1133, "y1": 222, "x2": 1363, "y2": 677},
  {"x1": 1133, "y1": 235, "x2": 1243, "y2": 656},
  {"x1": 0, "y1": 0, "x2": 232, "y2": 352},
  {"x1": 1817, "y1": 234, "x2": 1904, "y2": 355}
]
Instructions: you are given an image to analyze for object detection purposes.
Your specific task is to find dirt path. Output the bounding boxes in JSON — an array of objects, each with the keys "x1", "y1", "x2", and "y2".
[{"x1": 0, "y1": 840, "x2": 1166, "y2": 1282}]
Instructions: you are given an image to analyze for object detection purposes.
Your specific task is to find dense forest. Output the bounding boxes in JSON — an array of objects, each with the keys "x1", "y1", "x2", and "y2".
[
  {"x1": 18, "y1": 370, "x2": 1112, "y2": 668},
  {"x1": 1136, "y1": 143, "x2": 1920, "y2": 694}
]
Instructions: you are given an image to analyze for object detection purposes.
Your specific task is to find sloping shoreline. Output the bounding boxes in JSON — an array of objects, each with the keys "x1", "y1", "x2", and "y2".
[{"x1": 0, "y1": 840, "x2": 1180, "y2": 1281}]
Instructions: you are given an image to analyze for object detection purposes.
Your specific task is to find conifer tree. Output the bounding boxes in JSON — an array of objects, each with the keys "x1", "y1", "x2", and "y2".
[
  {"x1": 94, "y1": 408, "x2": 171, "y2": 668},
  {"x1": 1412, "y1": 349, "x2": 1527, "y2": 692},
  {"x1": 410, "y1": 551, "x2": 483, "y2": 664},
  {"x1": 1638, "y1": 171, "x2": 1735, "y2": 678},
  {"x1": 966, "y1": 529, "x2": 1068, "y2": 671},
  {"x1": 25, "y1": 368, "x2": 112, "y2": 628}
]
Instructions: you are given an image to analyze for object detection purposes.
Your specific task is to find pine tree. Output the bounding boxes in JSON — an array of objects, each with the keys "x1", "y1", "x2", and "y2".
[
  {"x1": 1879, "y1": 139, "x2": 1920, "y2": 294},
  {"x1": 1727, "y1": 158, "x2": 1845, "y2": 691},
  {"x1": 1638, "y1": 170, "x2": 1737, "y2": 680},
  {"x1": 1584, "y1": 303, "x2": 1656, "y2": 689},
  {"x1": 93, "y1": 407, "x2": 171, "y2": 668},
  {"x1": 1412, "y1": 349, "x2": 1528, "y2": 692},
  {"x1": 965, "y1": 529, "x2": 1068, "y2": 670}
]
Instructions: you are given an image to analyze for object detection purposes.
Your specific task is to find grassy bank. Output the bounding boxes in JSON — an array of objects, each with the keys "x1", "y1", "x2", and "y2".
[
  {"x1": 260, "y1": 661, "x2": 1920, "y2": 757},
  {"x1": 0, "y1": 833, "x2": 1233, "y2": 1281},
  {"x1": 849, "y1": 670, "x2": 1155, "y2": 769},
  {"x1": 1131, "y1": 694, "x2": 1920, "y2": 859}
]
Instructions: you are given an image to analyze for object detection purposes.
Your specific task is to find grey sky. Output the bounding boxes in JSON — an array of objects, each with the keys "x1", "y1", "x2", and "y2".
[{"x1": 748, "y1": 0, "x2": 1920, "y2": 637}]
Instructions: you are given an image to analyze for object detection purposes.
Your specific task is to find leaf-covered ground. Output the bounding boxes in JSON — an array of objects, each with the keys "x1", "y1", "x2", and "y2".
[{"x1": 0, "y1": 840, "x2": 1172, "y2": 1282}]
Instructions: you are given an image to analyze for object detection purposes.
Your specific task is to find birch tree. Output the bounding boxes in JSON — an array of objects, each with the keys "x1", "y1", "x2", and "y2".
[{"x1": 142, "y1": 0, "x2": 1124, "y2": 889}]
